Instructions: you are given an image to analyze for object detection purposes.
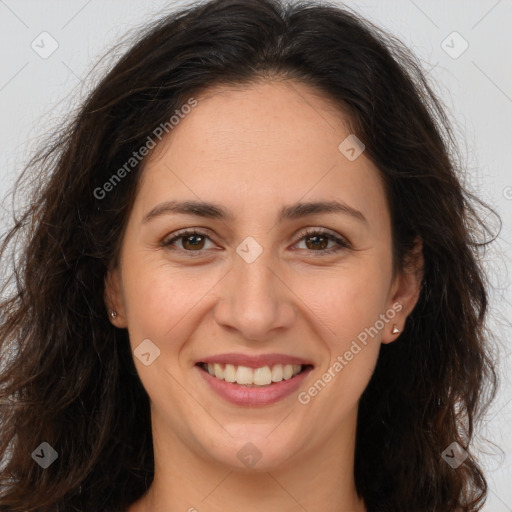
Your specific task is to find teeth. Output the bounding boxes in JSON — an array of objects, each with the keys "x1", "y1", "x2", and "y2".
[
  {"x1": 271, "y1": 364, "x2": 283, "y2": 382},
  {"x1": 235, "y1": 365, "x2": 253, "y2": 385},
  {"x1": 253, "y1": 366, "x2": 272, "y2": 386},
  {"x1": 224, "y1": 363, "x2": 236, "y2": 383},
  {"x1": 283, "y1": 364, "x2": 294, "y2": 380},
  {"x1": 214, "y1": 363, "x2": 223, "y2": 379},
  {"x1": 204, "y1": 363, "x2": 303, "y2": 386}
]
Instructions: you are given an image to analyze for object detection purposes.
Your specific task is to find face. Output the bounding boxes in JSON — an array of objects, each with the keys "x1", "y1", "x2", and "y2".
[{"x1": 106, "y1": 80, "x2": 421, "y2": 472}]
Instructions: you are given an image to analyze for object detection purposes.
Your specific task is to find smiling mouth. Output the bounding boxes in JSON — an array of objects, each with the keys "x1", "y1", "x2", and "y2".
[{"x1": 196, "y1": 362, "x2": 313, "y2": 387}]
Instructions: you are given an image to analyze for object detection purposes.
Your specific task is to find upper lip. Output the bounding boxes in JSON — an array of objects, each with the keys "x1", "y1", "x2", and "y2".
[{"x1": 197, "y1": 353, "x2": 314, "y2": 368}]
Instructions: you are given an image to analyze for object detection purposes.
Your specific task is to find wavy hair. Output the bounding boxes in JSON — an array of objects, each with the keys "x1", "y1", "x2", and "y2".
[{"x1": 0, "y1": 0, "x2": 499, "y2": 511}]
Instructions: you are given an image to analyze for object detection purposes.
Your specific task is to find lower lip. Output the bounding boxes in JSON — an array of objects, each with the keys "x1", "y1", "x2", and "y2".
[{"x1": 196, "y1": 364, "x2": 314, "y2": 406}]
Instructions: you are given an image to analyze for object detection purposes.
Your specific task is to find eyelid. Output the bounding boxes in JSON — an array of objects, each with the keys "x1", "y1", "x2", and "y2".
[
  {"x1": 296, "y1": 226, "x2": 352, "y2": 247},
  {"x1": 162, "y1": 228, "x2": 218, "y2": 253},
  {"x1": 162, "y1": 227, "x2": 352, "y2": 254}
]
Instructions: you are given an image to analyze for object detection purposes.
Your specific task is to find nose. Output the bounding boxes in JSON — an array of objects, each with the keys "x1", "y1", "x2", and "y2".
[{"x1": 213, "y1": 251, "x2": 297, "y2": 341}]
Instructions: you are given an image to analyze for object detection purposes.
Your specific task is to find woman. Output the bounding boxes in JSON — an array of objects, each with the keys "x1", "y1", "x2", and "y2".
[{"x1": 0, "y1": 0, "x2": 499, "y2": 511}]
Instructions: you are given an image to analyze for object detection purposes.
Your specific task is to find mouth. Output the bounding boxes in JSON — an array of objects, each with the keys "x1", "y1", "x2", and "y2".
[
  {"x1": 195, "y1": 361, "x2": 314, "y2": 406},
  {"x1": 196, "y1": 362, "x2": 314, "y2": 387}
]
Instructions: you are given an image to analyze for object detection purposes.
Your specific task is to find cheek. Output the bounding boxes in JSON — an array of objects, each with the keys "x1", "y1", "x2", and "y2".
[
  {"x1": 297, "y1": 275, "x2": 386, "y2": 413},
  {"x1": 291, "y1": 257, "x2": 391, "y2": 396},
  {"x1": 120, "y1": 254, "x2": 220, "y2": 349},
  {"x1": 123, "y1": 269, "x2": 178, "y2": 341},
  {"x1": 298, "y1": 260, "x2": 391, "y2": 341}
]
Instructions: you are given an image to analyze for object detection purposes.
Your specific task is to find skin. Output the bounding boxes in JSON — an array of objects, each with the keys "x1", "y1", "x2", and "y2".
[{"x1": 106, "y1": 80, "x2": 423, "y2": 512}]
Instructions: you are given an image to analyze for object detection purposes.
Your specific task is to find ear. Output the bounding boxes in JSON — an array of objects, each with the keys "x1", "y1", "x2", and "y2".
[
  {"x1": 104, "y1": 265, "x2": 128, "y2": 328},
  {"x1": 382, "y1": 237, "x2": 423, "y2": 344}
]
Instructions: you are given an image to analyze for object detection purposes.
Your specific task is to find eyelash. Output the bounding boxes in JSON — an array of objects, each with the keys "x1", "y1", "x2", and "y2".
[{"x1": 162, "y1": 227, "x2": 351, "y2": 256}]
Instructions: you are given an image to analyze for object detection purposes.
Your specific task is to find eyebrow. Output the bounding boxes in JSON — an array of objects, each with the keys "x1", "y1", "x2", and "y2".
[{"x1": 142, "y1": 199, "x2": 368, "y2": 225}]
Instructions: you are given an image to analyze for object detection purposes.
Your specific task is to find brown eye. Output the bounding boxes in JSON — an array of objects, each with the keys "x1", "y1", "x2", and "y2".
[
  {"x1": 162, "y1": 230, "x2": 214, "y2": 252},
  {"x1": 304, "y1": 234, "x2": 329, "y2": 250},
  {"x1": 294, "y1": 228, "x2": 351, "y2": 255},
  {"x1": 181, "y1": 233, "x2": 206, "y2": 250},
  {"x1": 162, "y1": 228, "x2": 350, "y2": 257}
]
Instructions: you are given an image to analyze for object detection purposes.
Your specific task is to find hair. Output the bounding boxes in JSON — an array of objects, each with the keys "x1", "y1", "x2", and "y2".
[{"x1": 0, "y1": 0, "x2": 500, "y2": 511}]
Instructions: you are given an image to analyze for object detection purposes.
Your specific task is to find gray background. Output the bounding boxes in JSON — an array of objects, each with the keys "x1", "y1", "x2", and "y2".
[{"x1": 0, "y1": 0, "x2": 511, "y2": 509}]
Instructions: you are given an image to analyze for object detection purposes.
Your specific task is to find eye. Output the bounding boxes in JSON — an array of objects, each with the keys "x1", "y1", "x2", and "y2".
[
  {"x1": 162, "y1": 229, "x2": 216, "y2": 254},
  {"x1": 161, "y1": 227, "x2": 351, "y2": 256},
  {"x1": 292, "y1": 227, "x2": 351, "y2": 255}
]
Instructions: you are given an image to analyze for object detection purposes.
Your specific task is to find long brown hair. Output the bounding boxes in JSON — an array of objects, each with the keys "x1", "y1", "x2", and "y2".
[{"x1": 0, "y1": 1, "x2": 499, "y2": 511}]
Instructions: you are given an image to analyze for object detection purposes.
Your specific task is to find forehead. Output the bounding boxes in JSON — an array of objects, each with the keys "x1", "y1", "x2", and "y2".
[{"x1": 134, "y1": 80, "x2": 389, "y2": 229}]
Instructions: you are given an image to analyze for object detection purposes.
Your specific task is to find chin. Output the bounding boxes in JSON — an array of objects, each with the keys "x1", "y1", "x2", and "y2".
[{"x1": 200, "y1": 431, "x2": 300, "y2": 472}]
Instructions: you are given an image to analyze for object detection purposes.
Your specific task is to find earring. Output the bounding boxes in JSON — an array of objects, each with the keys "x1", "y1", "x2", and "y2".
[
  {"x1": 110, "y1": 310, "x2": 117, "y2": 319},
  {"x1": 392, "y1": 324, "x2": 400, "y2": 334}
]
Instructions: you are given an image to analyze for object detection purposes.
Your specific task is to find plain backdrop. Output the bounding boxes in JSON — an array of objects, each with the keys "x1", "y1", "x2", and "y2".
[{"x1": 0, "y1": 0, "x2": 511, "y2": 510}]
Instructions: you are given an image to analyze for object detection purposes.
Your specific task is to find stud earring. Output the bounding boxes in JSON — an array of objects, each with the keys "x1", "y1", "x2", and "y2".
[
  {"x1": 110, "y1": 310, "x2": 117, "y2": 319},
  {"x1": 392, "y1": 324, "x2": 400, "y2": 334}
]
